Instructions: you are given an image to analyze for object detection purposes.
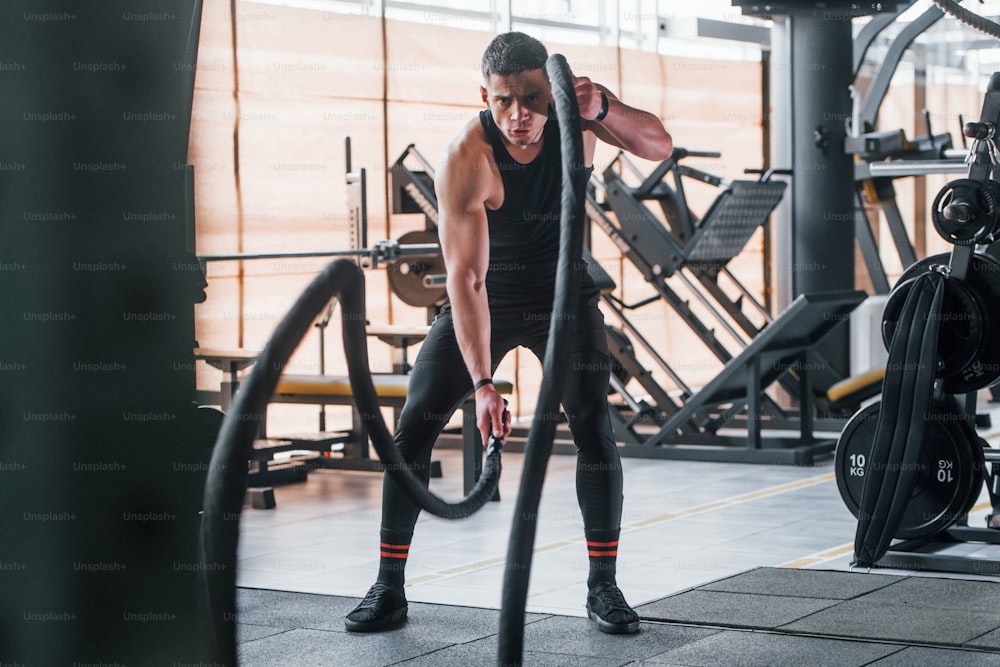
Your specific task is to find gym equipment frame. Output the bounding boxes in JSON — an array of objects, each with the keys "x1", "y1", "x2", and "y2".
[
  {"x1": 590, "y1": 149, "x2": 864, "y2": 464},
  {"x1": 839, "y1": 71, "x2": 1000, "y2": 576}
]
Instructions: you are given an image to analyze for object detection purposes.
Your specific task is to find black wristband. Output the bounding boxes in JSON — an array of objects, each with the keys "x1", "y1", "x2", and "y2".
[
  {"x1": 592, "y1": 91, "x2": 609, "y2": 122},
  {"x1": 473, "y1": 378, "x2": 494, "y2": 391}
]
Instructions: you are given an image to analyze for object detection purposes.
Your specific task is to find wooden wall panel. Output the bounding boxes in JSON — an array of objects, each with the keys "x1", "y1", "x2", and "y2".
[
  {"x1": 235, "y1": 4, "x2": 383, "y2": 100},
  {"x1": 189, "y1": 1, "x2": 775, "y2": 424}
]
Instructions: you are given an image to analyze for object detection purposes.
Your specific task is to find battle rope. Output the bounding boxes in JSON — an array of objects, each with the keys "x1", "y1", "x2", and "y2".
[
  {"x1": 496, "y1": 53, "x2": 588, "y2": 667},
  {"x1": 198, "y1": 259, "x2": 503, "y2": 663},
  {"x1": 853, "y1": 270, "x2": 945, "y2": 567},
  {"x1": 932, "y1": 0, "x2": 1000, "y2": 41}
]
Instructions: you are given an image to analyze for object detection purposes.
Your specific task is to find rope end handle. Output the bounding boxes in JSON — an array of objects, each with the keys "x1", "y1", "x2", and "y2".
[{"x1": 487, "y1": 399, "x2": 509, "y2": 457}]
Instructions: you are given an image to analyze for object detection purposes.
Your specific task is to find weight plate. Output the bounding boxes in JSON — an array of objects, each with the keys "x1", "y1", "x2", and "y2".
[
  {"x1": 882, "y1": 274, "x2": 984, "y2": 387},
  {"x1": 387, "y1": 230, "x2": 446, "y2": 307},
  {"x1": 835, "y1": 401, "x2": 981, "y2": 539},
  {"x1": 884, "y1": 253, "x2": 1000, "y2": 393},
  {"x1": 931, "y1": 179, "x2": 997, "y2": 246}
]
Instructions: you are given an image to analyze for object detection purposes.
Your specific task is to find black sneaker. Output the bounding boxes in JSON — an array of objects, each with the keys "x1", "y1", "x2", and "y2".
[
  {"x1": 345, "y1": 582, "x2": 408, "y2": 632},
  {"x1": 586, "y1": 582, "x2": 640, "y2": 634}
]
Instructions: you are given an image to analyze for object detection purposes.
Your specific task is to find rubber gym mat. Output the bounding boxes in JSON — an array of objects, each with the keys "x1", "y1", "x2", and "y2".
[
  {"x1": 235, "y1": 585, "x2": 1000, "y2": 667},
  {"x1": 637, "y1": 566, "x2": 1000, "y2": 652}
]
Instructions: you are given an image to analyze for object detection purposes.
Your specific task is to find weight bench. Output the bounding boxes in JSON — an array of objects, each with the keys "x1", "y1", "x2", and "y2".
[
  {"x1": 195, "y1": 348, "x2": 513, "y2": 500},
  {"x1": 267, "y1": 374, "x2": 514, "y2": 497}
]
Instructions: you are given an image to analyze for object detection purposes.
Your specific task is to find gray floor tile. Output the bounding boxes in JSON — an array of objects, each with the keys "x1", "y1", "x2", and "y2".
[
  {"x1": 635, "y1": 630, "x2": 903, "y2": 666},
  {"x1": 237, "y1": 627, "x2": 449, "y2": 667},
  {"x1": 854, "y1": 575, "x2": 1000, "y2": 613},
  {"x1": 236, "y1": 587, "x2": 549, "y2": 643},
  {"x1": 782, "y1": 599, "x2": 1000, "y2": 646},
  {"x1": 699, "y1": 567, "x2": 902, "y2": 599},
  {"x1": 237, "y1": 588, "x2": 354, "y2": 631},
  {"x1": 971, "y1": 628, "x2": 1000, "y2": 650},
  {"x1": 521, "y1": 615, "x2": 719, "y2": 662},
  {"x1": 868, "y1": 646, "x2": 1000, "y2": 666},
  {"x1": 636, "y1": 590, "x2": 838, "y2": 628},
  {"x1": 394, "y1": 638, "x2": 634, "y2": 667},
  {"x1": 237, "y1": 623, "x2": 293, "y2": 644}
]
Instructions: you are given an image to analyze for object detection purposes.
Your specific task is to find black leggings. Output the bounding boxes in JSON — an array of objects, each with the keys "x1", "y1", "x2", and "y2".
[{"x1": 379, "y1": 291, "x2": 624, "y2": 540}]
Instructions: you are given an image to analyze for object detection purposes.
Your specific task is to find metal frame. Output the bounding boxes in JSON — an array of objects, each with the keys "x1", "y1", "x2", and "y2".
[
  {"x1": 863, "y1": 72, "x2": 1000, "y2": 575},
  {"x1": 615, "y1": 291, "x2": 865, "y2": 465},
  {"x1": 875, "y1": 526, "x2": 1000, "y2": 576},
  {"x1": 857, "y1": 5, "x2": 945, "y2": 133},
  {"x1": 591, "y1": 153, "x2": 863, "y2": 463},
  {"x1": 853, "y1": 158, "x2": 969, "y2": 294}
]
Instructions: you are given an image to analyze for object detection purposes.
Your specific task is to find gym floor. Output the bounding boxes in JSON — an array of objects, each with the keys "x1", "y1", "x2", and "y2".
[{"x1": 236, "y1": 404, "x2": 1000, "y2": 627}]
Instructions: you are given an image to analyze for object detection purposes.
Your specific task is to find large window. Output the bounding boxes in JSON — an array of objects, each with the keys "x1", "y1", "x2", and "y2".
[
  {"x1": 247, "y1": 0, "x2": 770, "y2": 58},
  {"x1": 237, "y1": 0, "x2": 1000, "y2": 83}
]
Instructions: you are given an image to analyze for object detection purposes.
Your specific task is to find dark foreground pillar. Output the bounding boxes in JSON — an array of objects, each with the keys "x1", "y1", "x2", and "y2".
[{"x1": 0, "y1": 2, "x2": 215, "y2": 663}]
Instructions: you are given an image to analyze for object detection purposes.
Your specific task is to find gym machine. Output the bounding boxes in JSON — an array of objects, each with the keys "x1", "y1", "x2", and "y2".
[
  {"x1": 836, "y1": 72, "x2": 1000, "y2": 575},
  {"x1": 847, "y1": 1, "x2": 969, "y2": 294},
  {"x1": 388, "y1": 139, "x2": 867, "y2": 464},
  {"x1": 388, "y1": 143, "x2": 448, "y2": 318},
  {"x1": 590, "y1": 150, "x2": 866, "y2": 464}
]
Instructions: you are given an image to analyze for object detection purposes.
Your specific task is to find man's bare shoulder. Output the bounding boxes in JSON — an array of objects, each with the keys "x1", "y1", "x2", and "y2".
[{"x1": 439, "y1": 117, "x2": 493, "y2": 178}]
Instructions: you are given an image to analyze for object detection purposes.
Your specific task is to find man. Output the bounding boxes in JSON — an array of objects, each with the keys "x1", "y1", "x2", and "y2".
[{"x1": 346, "y1": 31, "x2": 672, "y2": 634}]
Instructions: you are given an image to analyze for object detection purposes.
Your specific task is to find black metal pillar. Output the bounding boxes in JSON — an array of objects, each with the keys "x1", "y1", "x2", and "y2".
[
  {"x1": 789, "y1": 15, "x2": 856, "y2": 297},
  {"x1": 768, "y1": 9, "x2": 862, "y2": 375}
]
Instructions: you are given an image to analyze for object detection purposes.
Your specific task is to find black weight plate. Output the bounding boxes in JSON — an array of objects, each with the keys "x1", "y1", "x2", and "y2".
[
  {"x1": 931, "y1": 179, "x2": 994, "y2": 246},
  {"x1": 835, "y1": 401, "x2": 978, "y2": 539},
  {"x1": 882, "y1": 275, "x2": 984, "y2": 388},
  {"x1": 885, "y1": 253, "x2": 1000, "y2": 393}
]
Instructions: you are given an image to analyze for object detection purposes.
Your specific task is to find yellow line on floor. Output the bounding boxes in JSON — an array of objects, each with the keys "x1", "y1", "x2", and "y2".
[
  {"x1": 626, "y1": 473, "x2": 836, "y2": 530},
  {"x1": 780, "y1": 543, "x2": 854, "y2": 569}
]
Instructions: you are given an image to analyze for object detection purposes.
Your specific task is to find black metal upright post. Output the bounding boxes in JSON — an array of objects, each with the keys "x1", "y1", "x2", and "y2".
[{"x1": 736, "y1": 1, "x2": 910, "y2": 374}]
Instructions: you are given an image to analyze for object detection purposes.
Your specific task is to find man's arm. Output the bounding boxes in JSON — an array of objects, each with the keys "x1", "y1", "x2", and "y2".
[
  {"x1": 574, "y1": 76, "x2": 673, "y2": 162},
  {"x1": 436, "y1": 138, "x2": 510, "y2": 446}
]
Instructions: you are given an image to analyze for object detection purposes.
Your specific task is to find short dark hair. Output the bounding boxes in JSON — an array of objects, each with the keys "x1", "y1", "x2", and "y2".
[{"x1": 481, "y1": 32, "x2": 548, "y2": 80}]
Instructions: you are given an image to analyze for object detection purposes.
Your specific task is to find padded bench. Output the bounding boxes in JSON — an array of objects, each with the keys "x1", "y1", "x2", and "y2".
[
  {"x1": 196, "y1": 347, "x2": 514, "y2": 498},
  {"x1": 825, "y1": 365, "x2": 885, "y2": 408},
  {"x1": 270, "y1": 374, "x2": 514, "y2": 496}
]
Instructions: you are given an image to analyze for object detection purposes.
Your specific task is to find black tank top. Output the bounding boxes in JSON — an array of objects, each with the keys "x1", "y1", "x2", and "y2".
[{"x1": 479, "y1": 109, "x2": 595, "y2": 309}]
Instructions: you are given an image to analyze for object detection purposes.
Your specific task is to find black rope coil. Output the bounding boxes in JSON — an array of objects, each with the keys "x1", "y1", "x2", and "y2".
[{"x1": 198, "y1": 259, "x2": 503, "y2": 663}]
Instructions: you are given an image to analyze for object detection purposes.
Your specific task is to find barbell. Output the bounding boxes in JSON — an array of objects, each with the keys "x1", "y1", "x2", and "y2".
[{"x1": 197, "y1": 230, "x2": 447, "y2": 308}]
